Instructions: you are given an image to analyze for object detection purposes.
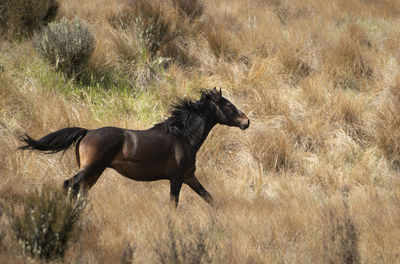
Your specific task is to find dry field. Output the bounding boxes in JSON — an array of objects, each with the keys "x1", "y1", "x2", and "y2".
[{"x1": 1, "y1": 0, "x2": 400, "y2": 263}]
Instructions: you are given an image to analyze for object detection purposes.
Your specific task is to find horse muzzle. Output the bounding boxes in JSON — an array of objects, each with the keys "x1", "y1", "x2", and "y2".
[{"x1": 238, "y1": 117, "x2": 250, "y2": 130}]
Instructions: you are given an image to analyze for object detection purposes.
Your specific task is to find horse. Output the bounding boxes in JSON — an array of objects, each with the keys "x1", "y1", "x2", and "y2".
[{"x1": 19, "y1": 88, "x2": 250, "y2": 207}]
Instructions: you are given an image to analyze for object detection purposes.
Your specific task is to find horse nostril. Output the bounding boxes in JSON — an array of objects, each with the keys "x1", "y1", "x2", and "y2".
[{"x1": 240, "y1": 119, "x2": 250, "y2": 130}]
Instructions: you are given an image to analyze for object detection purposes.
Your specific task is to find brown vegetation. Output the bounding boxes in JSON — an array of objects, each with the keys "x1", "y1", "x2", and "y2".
[{"x1": 1, "y1": 0, "x2": 400, "y2": 262}]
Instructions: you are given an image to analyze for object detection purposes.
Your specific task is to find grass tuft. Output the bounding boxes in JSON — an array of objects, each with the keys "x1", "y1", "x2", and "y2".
[
  {"x1": 249, "y1": 125, "x2": 297, "y2": 172},
  {"x1": 153, "y1": 218, "x2": 215, "y2": 264},
  {"x1": 371, "y1": 91, "x2": 400, "y2": 169}
]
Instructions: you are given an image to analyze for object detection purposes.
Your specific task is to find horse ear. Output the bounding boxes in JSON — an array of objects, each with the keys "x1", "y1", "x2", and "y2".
[
  {"x1": 209, "y1": 87, "x2": 221, "y2": 102},
  {"x1": 216, "y1": 88, "x2": 222, "y2": 102},
  {"x1": 201, "y1": 92, "x2": 207, "y2": 102}
]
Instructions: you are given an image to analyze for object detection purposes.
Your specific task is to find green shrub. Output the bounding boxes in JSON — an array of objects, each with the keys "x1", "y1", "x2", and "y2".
[
  {"x1": 0, "y1": 0, "x2": 58, "y2": 38},
  {"x1": 8, "y1": 186, "x2": 87, "y2": 261},
  {"x1": 33, "y1": 18, "x2": 95, "y2": 76}
]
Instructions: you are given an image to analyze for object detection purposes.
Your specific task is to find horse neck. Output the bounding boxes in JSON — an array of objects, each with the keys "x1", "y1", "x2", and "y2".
[{"x1": 186, "y1": 112, "x2": 217, "y2": 152}]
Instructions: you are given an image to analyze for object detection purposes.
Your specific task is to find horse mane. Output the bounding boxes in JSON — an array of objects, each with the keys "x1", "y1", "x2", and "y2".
[{"x1": 155, "y1": 90, "x2": 214, "y2": 138}]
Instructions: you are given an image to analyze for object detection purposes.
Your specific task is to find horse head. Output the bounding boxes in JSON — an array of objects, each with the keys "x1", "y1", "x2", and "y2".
[{"x1": 204, "y1": 88, "x2": 250, "y2": 130}]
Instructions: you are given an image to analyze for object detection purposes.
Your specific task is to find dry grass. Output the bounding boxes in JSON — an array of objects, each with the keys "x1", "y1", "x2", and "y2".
[{"x1": 2, "y1": 0, "x2": 400, "y2": 263}]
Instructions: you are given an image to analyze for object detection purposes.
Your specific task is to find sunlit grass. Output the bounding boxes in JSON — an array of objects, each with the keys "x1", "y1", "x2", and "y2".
[{"x1": 2, "y1": 0, "x2": 400, "y2": 263}]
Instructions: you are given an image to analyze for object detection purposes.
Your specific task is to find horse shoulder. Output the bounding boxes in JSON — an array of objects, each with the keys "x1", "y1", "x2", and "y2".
[{"x1": 173, "y1": 140, "x2": 195, "y2": 171}]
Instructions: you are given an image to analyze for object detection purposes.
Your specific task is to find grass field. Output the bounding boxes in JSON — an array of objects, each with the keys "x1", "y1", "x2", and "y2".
[{"x1": 1, "y1": 0, "x2": 400, "y2": 263}]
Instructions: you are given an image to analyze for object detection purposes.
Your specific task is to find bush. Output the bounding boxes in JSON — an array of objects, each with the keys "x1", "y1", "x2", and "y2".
[
  {"x1": 7, "y1": 186, "x2": 87, "y2": 261},
  {"x1": 0, "y1": 0, "x2": 58, "y2": 38},
  {"x1": 33, "y1": 18, "x2": 95, "y2": 76},
  {"x1": 154, "y1": 219, "x2": 215, "y2": 264}
]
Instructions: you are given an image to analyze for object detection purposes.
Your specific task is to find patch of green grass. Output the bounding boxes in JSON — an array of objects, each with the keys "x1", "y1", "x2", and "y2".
[
  {"x1": 85, "y1": 87, "x2": 167, "y2": 125},
  {"x1": 8, "y1": 44, "x2": 161, "y2": 123},
  {"x1": 4, "y1": 41, "x2": 206, "y2": 127}
]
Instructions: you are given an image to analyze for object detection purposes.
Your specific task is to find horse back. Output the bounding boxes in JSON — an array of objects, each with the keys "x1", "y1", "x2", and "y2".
[
  {"x1": 122, "y1": 128, "x2": 194, "y2": 166},
  {"x1": 112, "y1": 127, "x2": 194, "y2": 181}
]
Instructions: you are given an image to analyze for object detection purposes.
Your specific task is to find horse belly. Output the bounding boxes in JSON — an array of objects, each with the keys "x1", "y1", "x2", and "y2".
[{"x1": 110, "y1": 160, "x2": 171, "y2": 181}]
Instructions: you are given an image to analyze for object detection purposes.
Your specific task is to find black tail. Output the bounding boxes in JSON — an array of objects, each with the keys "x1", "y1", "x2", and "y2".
[{"x1": 19, "y1": 127, "x2": 88, "y2": 154}]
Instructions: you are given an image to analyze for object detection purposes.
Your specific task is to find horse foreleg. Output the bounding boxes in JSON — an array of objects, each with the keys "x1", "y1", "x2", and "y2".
[
  {"x1": 170, "y1": 177, "x2": 183, "y2": 208},
  {"x1": 184, "y1": 175, "x2": 214, "y2": 206}
]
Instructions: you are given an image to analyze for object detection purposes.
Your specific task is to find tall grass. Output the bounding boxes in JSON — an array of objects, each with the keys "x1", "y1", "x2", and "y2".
[{"x1": 2, "y1": 0, "x2": 400, "y2": 263}]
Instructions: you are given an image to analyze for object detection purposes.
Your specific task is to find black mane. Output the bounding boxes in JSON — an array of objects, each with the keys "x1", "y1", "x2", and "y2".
[{"x1": 155, "y1": 90, "x2": 215, "y2": 139}]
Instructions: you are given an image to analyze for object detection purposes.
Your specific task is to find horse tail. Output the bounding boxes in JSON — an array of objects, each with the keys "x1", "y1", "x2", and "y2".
[{"x1": 18, "y1": 127, "x2": 88, "y2": 154}]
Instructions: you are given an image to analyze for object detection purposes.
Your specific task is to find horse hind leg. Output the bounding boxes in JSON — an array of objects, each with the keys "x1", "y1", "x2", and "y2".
[
  {"x1": 63, "y1": 136, "x2": 86, "y2": 195},
  {"x1": 63, "y1": 165, "x2": 105, "y2": 196},
  {"x1": 64, "y1": 134, "x2": 111, "y2": 196},
  {"x1": 63, "y1": 171, "x2": 83, "y2": 196}
]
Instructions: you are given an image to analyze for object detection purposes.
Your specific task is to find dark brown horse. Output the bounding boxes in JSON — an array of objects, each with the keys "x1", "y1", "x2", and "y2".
[{"x1": 19, "y1": 88, "x2": 249, "y2": 206}]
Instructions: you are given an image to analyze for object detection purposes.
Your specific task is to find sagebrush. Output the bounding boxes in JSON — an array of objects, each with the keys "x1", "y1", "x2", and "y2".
[
  {"x1": 8, "y1": 186, "x2": 87, "y2": 261},
  {"x1": 33, "y1": 18, "x2": 95, "y2": 76}
]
